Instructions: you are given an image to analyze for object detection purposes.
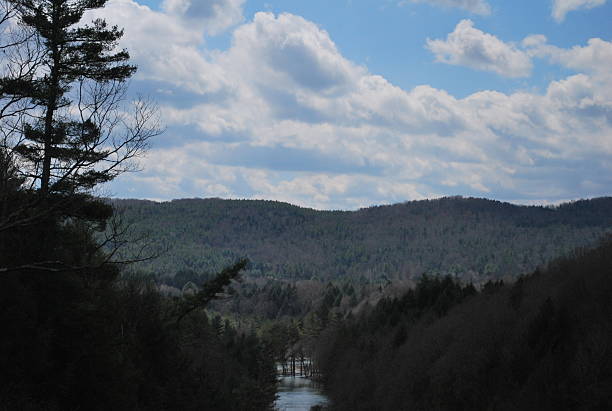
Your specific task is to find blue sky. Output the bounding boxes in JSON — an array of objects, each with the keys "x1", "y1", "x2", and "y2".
[{"x1": 91, "y1": 0, "x2": 612, "y2": 209}]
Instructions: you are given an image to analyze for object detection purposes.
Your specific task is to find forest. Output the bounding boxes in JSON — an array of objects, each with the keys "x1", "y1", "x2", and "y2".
[
  {"x1": 0, "y1": 1, "x2": 276, "y2": 409},
  {"x1": 114, "y1": 196, "x2": 612, "y2": 282},
  {"x1": 314, "y1": 238, "x2": 612, "y2": 410},
  {"x1": 1, "y1": 0, "x2": 612, "y2": 410},
  {"x1": 114, "y1": 197, "x2": 612, "y2": 410}
]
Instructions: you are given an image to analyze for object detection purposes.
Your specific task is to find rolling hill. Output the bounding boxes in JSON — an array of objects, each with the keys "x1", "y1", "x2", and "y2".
[{"x1": 112, "y1": 196, "x2": 612, "y2": 283}]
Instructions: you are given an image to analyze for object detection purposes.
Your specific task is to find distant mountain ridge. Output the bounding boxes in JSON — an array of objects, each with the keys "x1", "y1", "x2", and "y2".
[{"x1": 113, "y1": 196, "x2": 612, "y2": 282}]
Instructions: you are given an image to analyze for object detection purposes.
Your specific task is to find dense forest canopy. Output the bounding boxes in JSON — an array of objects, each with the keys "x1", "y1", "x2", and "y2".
[
  {"x1": 314, "y1": 236, "x2": 612, "y2": 410},
  {"x1": 114, "y1": 196, "x2": 612, "y2": 282}
]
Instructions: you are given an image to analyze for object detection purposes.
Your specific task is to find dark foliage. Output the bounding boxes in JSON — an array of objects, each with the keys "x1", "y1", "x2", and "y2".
[
  {"x1": 0, "y1": 2, "x2": 275, "y2": 408},
  {"x1": 315, "y1": 238, "x2": 612, "y2": 410},
  {"x1": 0, "y1": 151, "x2": 276, "y2": 410},
  {"x1": 0, "y1": 213, "x2": 276, "y2": 410},
  {"x1": 176, "y1": 259, "x2": 247, "y2": 324}
]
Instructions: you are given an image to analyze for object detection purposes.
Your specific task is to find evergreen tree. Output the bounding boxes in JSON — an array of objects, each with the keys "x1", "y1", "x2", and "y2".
[
  {"x1": 0, "y1": 3, "x2": 277, "y2": 409},
  {"x1": 1, "y1": 0, "x2": 158, "y2": 235},
  {"x1": 13, "y1": 0, "x2": 134, "y2": 191}
]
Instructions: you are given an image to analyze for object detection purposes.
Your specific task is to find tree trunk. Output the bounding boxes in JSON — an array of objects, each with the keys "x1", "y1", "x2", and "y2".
[{"x1": 40, "y1": 7, "x2": 61, "y2": 195}]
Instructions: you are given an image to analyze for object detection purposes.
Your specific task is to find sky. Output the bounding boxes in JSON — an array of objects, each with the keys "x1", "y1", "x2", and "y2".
[{"x1": 89, "y1": 0, "x2": 612, "y2": 209}]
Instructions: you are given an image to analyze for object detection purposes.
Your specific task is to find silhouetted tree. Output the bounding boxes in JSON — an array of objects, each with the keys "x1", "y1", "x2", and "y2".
[{"x1": 1, "y1": 0, "x2": 159, "y2": 236}]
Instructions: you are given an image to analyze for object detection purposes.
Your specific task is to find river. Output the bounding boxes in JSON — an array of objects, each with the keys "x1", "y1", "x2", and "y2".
[{"x1": 274, "y1": 375, "x2": 329, "y2": 411}]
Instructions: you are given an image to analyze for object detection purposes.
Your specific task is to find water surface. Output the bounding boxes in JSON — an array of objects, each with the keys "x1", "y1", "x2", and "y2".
[{"x1": 274, "y1": 375, "x2": 329, "y2": 411}]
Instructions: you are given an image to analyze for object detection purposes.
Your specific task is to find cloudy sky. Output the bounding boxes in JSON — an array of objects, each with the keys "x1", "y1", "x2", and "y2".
[{"x1": 91, "y1": 0, "x2": 612, "y2": 209}]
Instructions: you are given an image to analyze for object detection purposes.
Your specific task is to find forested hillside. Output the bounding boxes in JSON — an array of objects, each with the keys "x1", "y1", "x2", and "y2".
[
  {"x1": 315, "y1": 236, "x2": 612, "y2": 410},
  {"x1": 114, "y1": 196, "x2": 612, "y2": 282}
]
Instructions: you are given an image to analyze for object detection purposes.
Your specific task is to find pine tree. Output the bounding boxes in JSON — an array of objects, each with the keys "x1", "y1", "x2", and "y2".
[
  {"x1": 7, "y1": 0, "x2": 156, "y2": 198},
  {"x1": 1, "y1": 0, "x2": 159, "y2": 270}
]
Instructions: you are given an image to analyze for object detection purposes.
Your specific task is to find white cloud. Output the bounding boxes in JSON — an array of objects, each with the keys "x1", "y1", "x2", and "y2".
[
  {"x1": 524, "y1": 35, "x2": 612, "y2": 75},
  {"x1": 87, "y1": 0, "x2": 233, "y2": 94},
  {"x1": 98, "y1": 3, "x2": 612, "y2": 209},
  {"x1": 552, "y1": 0, "x2": 607, "y2": 22},
  {"x1": 427, "y1": 20, "x2": 532, "y2": 78},
  {"x1": 225, "y1": 12, "x2": 364, "y2": 95},
  {"x1": 401, "y1": 0, "x2": 491, "y2": 15},
  {"x1": 162, "y1": 0, "x2": 245, "y2": 35}
]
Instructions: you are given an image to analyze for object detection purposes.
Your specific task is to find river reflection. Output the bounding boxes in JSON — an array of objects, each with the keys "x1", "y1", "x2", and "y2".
[{"x1": 274, "y1": 375, "x2": 329, "y2": 411}]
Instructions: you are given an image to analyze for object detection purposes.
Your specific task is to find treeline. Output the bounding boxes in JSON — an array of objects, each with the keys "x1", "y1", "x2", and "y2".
[
  {"x1": 314, "y1": 238, "x2": 612, "y2": 410},
  {"x1": 0, "y1": 201, "x2": 276, "y2": 410},
  {"x1": 113, "y1": 196, "x2": 612, "y2": 282},
  {"x1": 206, "y1": 278, "x2": 362, "y2": 321}
]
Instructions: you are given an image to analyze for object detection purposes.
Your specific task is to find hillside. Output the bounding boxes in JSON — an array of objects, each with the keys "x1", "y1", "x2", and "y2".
[
  {"x1": 315, "y1": 236, "x2": 612, "y2": 410},
  {"x1": 112, "y1": 196, "x2": 612, "y2": 282}
]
